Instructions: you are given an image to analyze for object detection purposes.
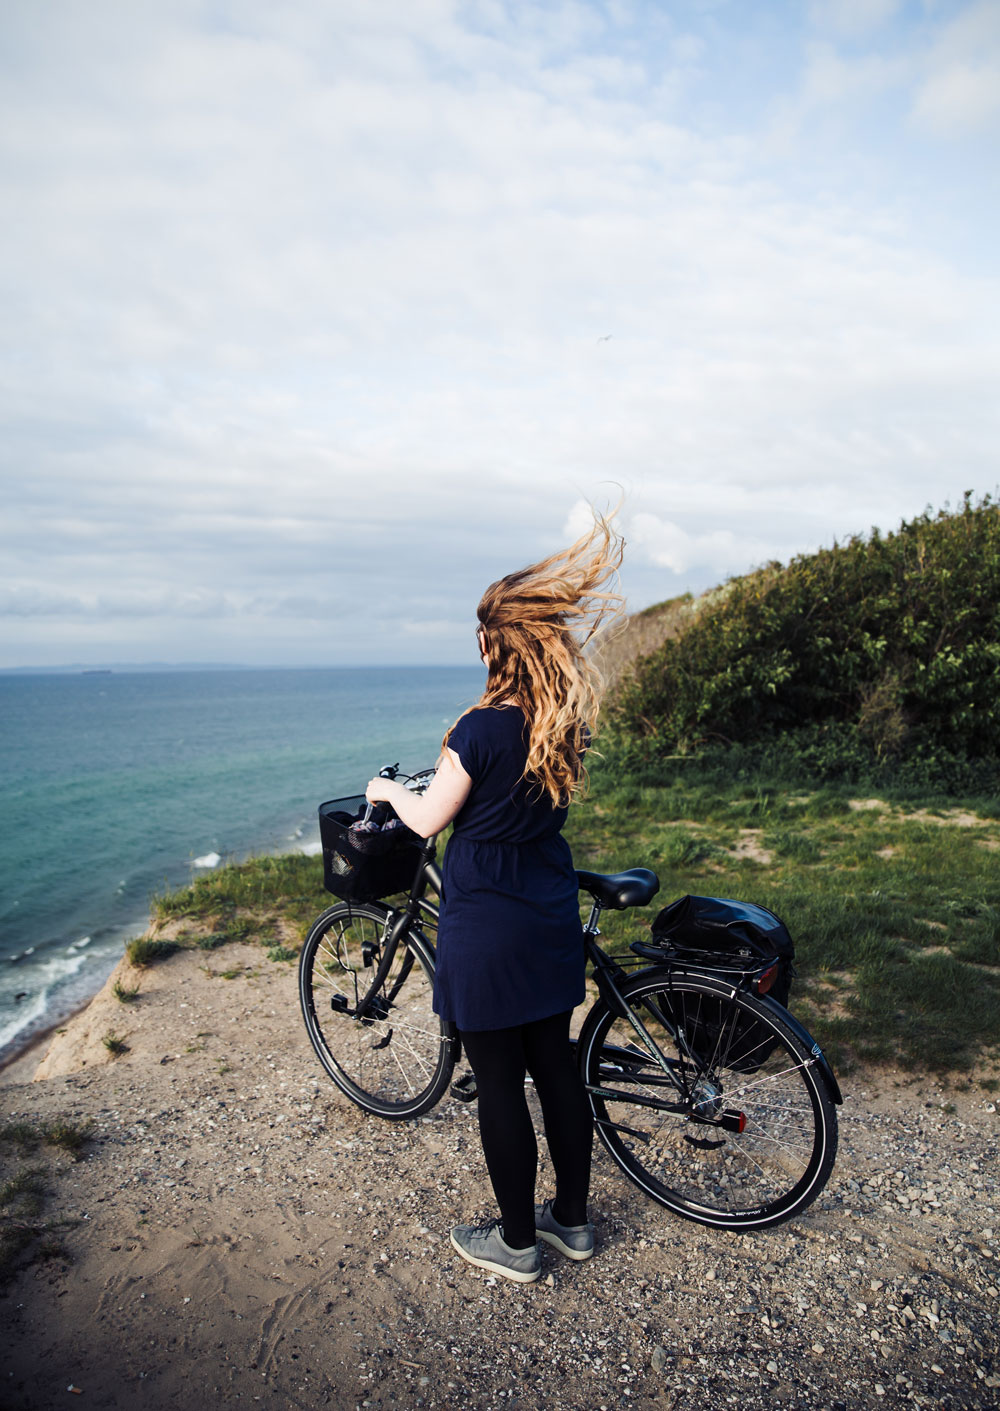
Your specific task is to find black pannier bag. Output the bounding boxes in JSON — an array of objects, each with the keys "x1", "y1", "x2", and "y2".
[
  {"x1": 318, "y1": 795, "x2": 422, "y2": 902},
  {"x1": 648, "y1": 895, "x2": 796, "y2": 1073}
]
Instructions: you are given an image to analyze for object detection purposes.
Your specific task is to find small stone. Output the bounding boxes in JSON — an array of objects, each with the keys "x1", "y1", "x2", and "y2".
[
  {"x1": 875, "y1": 1386, "x2": 885, "y2": 1398},
  {"x1": 812, "y1": 1344, "x2": 825, "y2": 1355},
  {"x1": 931, "y1": 1365, "x2": 944, "y2": 1375},
  {"x1": 650, "y1": 1347, "x2": 667, "y2": 1373},
  {"x1": 545, "y1": 1273, "x2": 555, "y2": 1288},
  {"x1": 766, "y1": 1360, "x2": 778, "y2": 1374}
]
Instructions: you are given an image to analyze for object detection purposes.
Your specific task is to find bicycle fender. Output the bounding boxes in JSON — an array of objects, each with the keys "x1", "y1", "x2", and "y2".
[{"x1": 753, "y1": 994, "x2": 843, "y2": 1105}]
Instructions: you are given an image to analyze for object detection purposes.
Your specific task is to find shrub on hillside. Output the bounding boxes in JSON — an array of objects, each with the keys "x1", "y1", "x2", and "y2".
[{"x1": 611, "y1": 493, "x2": 1000, "y2": 765}]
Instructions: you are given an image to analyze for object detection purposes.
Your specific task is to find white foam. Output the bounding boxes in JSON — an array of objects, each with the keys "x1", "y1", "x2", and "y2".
[
  {"x1": 0, "y1": 990, "x2": 48, "y2": 1050},
  {"x1": 0, "y1": 950, "x2": 90, "y2": 1050},
  {"x1": 299, "y1": 840, "x2": 323, "y2": 857},
  {"x1": 192, "y1": 851, "x2": 222, "y2": 869}
]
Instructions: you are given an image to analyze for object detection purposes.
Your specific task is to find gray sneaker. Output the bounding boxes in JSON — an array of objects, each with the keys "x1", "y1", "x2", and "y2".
[
  {"x1": 449, "y1": 1219, "x2": 541, "y2": 1284},
  {"x1": 534, "y1": 1199, "x2": 595, "y2": 1261}
]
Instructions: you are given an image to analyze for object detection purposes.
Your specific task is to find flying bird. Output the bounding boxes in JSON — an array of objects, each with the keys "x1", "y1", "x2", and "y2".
[{"x1": 597, "y1": 334, "x2": 613, "y2": 342}]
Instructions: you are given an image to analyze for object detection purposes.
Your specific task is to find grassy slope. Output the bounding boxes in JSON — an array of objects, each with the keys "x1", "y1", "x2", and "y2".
[
  {"x1": 144, "y1": 774, "x2": 1000, "y2": 1078},
  {"x1": 566, "y1": 764, "x2": 1000, "y2": 1074}
]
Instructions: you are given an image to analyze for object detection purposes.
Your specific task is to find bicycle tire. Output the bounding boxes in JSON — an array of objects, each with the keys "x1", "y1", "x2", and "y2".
[
  {"x1": 299, "y1": 901, "x2": 454, "y2": 1120},
  {"x1": 578, "y1": 967, "x2": 838, "y2": 1229}
]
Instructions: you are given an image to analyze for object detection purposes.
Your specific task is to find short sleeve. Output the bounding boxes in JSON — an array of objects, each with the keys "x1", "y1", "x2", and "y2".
[{"x1": 447, "y1": 711, "x2": 488, "y2": 780}]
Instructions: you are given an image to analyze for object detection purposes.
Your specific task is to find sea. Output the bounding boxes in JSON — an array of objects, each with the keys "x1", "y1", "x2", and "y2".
[{"x1": 0, "y1": 666, "x2": 484, "y2": 1065}]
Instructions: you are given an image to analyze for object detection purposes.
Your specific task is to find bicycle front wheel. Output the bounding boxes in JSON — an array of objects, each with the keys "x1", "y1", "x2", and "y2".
[
  {"x1": 578, "y1": 969, "x2": 838, "y2": 1229},
  {"x1": 299, "y1": 901, "x2": 453, "y2": 1120}
]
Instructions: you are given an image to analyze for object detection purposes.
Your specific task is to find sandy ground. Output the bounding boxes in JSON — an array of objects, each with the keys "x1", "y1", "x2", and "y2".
[{"x1": 2, "y1": 942, "x2": 999, "y2": 1411}]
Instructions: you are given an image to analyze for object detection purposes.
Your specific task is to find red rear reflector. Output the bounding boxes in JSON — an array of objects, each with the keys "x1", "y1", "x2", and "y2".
[{"x1": 756, "y1": 961, "x2": 778, "y2": 995}]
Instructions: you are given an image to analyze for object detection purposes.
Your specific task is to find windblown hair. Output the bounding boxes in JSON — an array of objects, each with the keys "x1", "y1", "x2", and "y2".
[{"x1": 446, "y1": 507, "x2": 625, "y2": 808}]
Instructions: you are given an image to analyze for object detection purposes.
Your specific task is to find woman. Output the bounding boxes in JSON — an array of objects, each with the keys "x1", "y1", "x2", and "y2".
[{"x1": 366, "y1": 509, "x2": 624, "y2": 1284}]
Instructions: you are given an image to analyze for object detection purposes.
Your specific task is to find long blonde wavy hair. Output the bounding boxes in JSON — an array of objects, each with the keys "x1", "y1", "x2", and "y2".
[{"x1": 445, "y1": 507, "x2": 625, "y2": 807}]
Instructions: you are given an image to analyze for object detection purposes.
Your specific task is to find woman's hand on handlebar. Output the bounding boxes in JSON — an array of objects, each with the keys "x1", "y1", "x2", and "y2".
[
  {"x1": 365, "y1": 749, "x2": 473, "y2": 839},
  {"x1": 364, "y1": 775, "x2": 398, "y2": 805}
]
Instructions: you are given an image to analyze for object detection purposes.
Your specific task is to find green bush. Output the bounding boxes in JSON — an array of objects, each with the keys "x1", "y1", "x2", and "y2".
[
  {"x1": 125, "y1": 936, "x2": 178, "y2": 967},
  {"x1": 611, "y1": 494, "x2": 1000, "y2": 777}
]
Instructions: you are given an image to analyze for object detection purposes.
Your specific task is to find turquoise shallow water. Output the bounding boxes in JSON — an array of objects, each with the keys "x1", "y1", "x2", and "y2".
[{"x1": 0, "y1": 666, "x2": 483, "y2": 1061}]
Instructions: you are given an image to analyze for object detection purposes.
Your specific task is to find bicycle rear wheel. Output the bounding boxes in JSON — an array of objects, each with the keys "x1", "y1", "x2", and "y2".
[
  {"x1": 299, "y1": 901, "x2": 453, "y2": 1119},
  {"x1": 578, "y1": 968, "x2": 838, "y2": 1229}
]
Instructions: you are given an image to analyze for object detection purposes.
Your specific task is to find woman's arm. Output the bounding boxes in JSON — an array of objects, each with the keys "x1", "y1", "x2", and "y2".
[{"x1": 365, "y1": 748, "x2": 472, "y2": 839}]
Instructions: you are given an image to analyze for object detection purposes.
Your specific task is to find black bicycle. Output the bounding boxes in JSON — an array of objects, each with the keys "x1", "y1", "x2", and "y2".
[{"x1": 299, "y1": 766, "x2": 842, "y2": 1230}]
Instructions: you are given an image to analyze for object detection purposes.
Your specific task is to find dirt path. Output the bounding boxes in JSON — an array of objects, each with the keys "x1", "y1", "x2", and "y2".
[{"x1": 2, "y1": 945, "x2": 998, "y2": 1410}]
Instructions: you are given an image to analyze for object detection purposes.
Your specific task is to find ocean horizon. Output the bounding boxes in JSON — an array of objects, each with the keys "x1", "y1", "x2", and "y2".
[{"x1": 0, "y1": 664, "x2": 484, "y2": 1064}]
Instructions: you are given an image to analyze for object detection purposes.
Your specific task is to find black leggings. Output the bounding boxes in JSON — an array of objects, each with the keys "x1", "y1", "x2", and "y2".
[{"x1": 459, "y1": 1011, "x2": 593, "y2": 1250}]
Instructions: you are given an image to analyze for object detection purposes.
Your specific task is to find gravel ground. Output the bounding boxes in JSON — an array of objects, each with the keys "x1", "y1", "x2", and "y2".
[{"x1": 2, "y1": 943, "x2": 998, "y2": 1410}]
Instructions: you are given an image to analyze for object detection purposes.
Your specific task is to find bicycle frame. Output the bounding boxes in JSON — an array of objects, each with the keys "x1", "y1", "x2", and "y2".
[
  {"x1": 302, "y1": 770, "x2": 841, "y2": 1225},
  {"x1": 336, "y1": 782, "x2": 841, "y2": 1123},
  {"x1": 348, "y1": 834, "x2": 442, "y2": 1023},
  {"x1": 579, "y1": 894, "x2": 842, "y2": 1124},
  {"x1": 580, "y1": 897, "x2": 751, "y2": 1132}
]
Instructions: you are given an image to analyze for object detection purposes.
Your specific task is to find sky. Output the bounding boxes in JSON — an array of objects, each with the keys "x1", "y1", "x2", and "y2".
[{"x1": 1, "y1": 0, "x2": 998, "y2": 668}]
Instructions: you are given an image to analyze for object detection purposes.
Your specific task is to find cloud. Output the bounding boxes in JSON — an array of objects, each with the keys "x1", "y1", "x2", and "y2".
[
  {"x1": 0, "y1": 2, "x2": 998, "y2": 665},
  {"x1": 628, "y1": 512, "x2": 774, "y2": 577},
  {"x1": 909, "y1": 1, "x2": 1000, "y2": 135},
  {"x1": 808, "y1": 0, "x2": 902, "y2": 38}
]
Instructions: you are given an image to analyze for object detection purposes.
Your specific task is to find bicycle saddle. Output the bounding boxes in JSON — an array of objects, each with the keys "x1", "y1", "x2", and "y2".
[{"x1": 576, "y1": 868, "x2": 660, "y2": 910}]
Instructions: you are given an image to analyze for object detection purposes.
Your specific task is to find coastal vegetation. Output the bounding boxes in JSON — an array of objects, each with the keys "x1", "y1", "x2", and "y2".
[
  {"x1": 607, "y1": 493, "x2": 1000, "y2": 793},
  {"x1": 152, "y1": 853, "x2": 327, "y2": 939},
  {"x1": 141, "y1": 769, "x2": 1000, "y2": 1075},
  {"x1": 136, "y1": 495, "x2": 1000, "y2": 1076},
  {"x1": 0, "y1": 1118, "x2": 90, "y2": 1279},
  {"x1": 568, "y1": 766, "x2": 999, "y2": 1073},
  {"x1": 125, "y1": 935, "x2": 178, "y2": 967}
]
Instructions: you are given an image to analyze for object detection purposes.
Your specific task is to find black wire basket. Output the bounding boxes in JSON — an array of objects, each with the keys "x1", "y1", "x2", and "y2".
[{"x1": 318, "y1": 795, "x2": 422, "y2": 902}]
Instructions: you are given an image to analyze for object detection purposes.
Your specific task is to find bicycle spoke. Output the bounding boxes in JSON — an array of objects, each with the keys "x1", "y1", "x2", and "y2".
[
  {"x1": 300, "y1": 903, "x2": 452, "y2": 1119},
  {"x1": 583, "y1": 971, "x2": 837, "y2": 1228}
]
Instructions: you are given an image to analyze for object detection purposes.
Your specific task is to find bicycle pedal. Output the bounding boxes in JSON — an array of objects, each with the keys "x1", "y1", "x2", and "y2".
[{"x1": 450, "y1": 1072, "x2": 478, "y2": 1103}]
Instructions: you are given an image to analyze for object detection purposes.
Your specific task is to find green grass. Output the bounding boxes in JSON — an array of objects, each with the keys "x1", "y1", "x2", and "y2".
[
  {"x1": 141, "y1": 769, "x2": 999, "y2": 1074},
  {"x1": 567, "y1": 761, "x2": 1000, "y2": 1072},
  {"x1": 153, "y1": 854, "x2": 327, "y2": 932},
  {"x1": 0, "y1": 1119, "x2": 90, "y2": 1280},
  {"x1": 0, "y1": 1119, "x2": 92, "y2": 1160},
  {"x1": 136, "y1": 854, "x2": 323, "y2": 967},
  {"x1": 1, "y1": 1166, "x2": 74, "y2": 1276},
  {"x1": 125, "y1": 936, "x2": 178, "y2": 968},
  {"x1": 41, "y1": 1119, "x2": 92, "y2": 1159},
  {"x1": 101, "y1": 1031, "x2": 128, "y2": 1056}
]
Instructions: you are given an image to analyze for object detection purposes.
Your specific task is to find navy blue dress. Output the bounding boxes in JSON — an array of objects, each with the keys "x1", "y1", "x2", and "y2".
[{"x1": 433, "y1": 706, "x2": 585, "y2": 1033}]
